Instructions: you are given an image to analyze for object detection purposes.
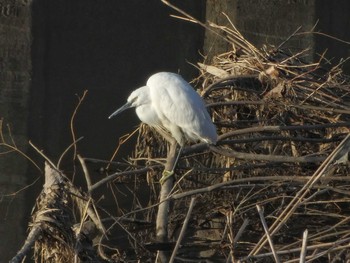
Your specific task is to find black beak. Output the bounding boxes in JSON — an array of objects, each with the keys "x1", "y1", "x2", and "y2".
[{"x1": 108, "y1": 101, "x2": 132, "y2": 119}]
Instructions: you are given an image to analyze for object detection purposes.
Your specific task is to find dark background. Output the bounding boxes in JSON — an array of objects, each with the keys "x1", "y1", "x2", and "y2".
[{"x1": 30, "y1": 0, "x2": 206, "y2": 161}]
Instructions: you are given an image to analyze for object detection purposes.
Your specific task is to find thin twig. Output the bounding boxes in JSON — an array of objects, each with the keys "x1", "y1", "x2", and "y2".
[
  {"x1": 161, "y1": 0, "x2": 235, "y2": 52},
  {"x1": 70, "y1": 90, "x2": 88, "y2": 161},
  {"x1": 218, "y1": 123, "x2": 350, "y2": 141},
  {"x1": 57, "y1": 136, "x2": 84, "y2": 169},
  {"x1": 90, "y1": 165, "x2": 162, "y2": 192},
  {"x1": 276, "y1": 26, "x2": 303, "y2": 50},
  {"x1": 250, "y1": 134, "x2": 350, "y2": 256},
  {"x1": 169, "y1": 197, "x2": 196, "y2": 263},
  {"x1": 300, "y1": 229, "x2": 308, "y2": 263},
  {"x1": 234, "y1": 219, "x2": 249, "y2": 245},
  {"x1": 256, "y1": 205, "x2": 281, "y2": 263},
  {"x1": 106, "y1": 127, "x2": 140, "y2": 170},
  {"x1": 77, "y1": 154, "x2": 92, "y2": 193},
  {"x1": 29, "y1": 140, "x2": 57, "y2": 169},
  {"x1": 243, "y1": 236, "x2": 350, "y2": 261}
]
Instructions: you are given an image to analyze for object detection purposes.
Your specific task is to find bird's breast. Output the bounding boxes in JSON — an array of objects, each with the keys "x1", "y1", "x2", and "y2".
[{"x1": 135, "y1": 105, "x2": 160, "y2": 126}]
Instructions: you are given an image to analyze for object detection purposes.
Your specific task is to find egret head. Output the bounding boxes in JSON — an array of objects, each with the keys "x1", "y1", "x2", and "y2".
[{"x1": 108, "y1": 86, "x2": 150, "y2": 119}]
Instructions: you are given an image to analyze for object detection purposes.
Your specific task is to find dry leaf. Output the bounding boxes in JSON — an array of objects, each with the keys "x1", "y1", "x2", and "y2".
[
  {"x1": 198, "y1": 62, "x2": 229, "y2": 78},
  {"x1": 264, "y1": 82, "x2": 285, "y2": 98}
]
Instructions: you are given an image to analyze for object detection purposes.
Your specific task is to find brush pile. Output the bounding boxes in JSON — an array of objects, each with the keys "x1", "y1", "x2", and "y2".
[
  {"x1": 13, "y1": 16, "x2": 350, "y2": 263},
  {"x1": 130, "y1": 23, "x2": 350, "y2": 262}
]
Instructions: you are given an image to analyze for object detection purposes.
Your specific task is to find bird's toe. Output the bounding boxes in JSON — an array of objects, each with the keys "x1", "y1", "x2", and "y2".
[{"x1": 159, "y1": 170, "x2": 174, "y2": 185}]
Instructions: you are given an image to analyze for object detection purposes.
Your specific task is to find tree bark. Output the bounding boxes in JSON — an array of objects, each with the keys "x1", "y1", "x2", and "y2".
[{"x1": 156, "y1": 140, "x2": 177, "y2": 262}]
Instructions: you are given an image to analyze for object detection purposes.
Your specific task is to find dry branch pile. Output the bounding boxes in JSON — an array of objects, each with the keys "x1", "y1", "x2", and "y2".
[
  {"x1": 11, "y1": 12, "x2": 350, "y2": 263},
  {"x1": 10, "y1": 162, "x2": 107, "y2": 263},
  {"x1": 129, "y1": 22, "x2": 350, "y2": 262}
]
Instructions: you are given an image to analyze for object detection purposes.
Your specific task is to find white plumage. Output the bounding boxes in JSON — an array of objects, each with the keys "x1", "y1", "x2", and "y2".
[{"x1": 109, "y1": 72, "x2": 217, "y2": 146}]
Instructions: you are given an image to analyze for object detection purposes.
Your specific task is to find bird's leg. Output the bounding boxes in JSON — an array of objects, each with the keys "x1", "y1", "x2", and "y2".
[
  {"x1": 154, "y1": 126, "x2": 174, "y2": 145},
  {"x1": 159, "y1": 144, "x2": 183, "y2": 185}
]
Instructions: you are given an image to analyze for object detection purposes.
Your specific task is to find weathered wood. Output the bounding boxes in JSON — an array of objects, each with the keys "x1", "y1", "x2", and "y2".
[
  {"x1": 169, "y1": 197, "x2": 196, "y2": 263},
  {"x1": 10, "y1": 162, "x2": 107, "y2": 263},
  {"x1": 156, "y1": 139, "x2": 178, "y2": 262},
  {"x1": 10, "y1": 162, "x2": 65, "y2": 263},
  {"x1": 156, "y1": 140, "x2": 177, "y2": 241}
]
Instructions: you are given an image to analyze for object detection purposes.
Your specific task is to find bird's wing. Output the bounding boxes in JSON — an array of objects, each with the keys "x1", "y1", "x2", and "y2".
[{"x1": 150, "y1": 74, "x2": 216, "y2": 142}]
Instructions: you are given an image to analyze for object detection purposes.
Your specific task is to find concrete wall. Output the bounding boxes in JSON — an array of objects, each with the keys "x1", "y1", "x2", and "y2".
[
  {"x1": 205, "y1": 0, "x2": 350, "y2": 71},
  {"x1": 0, "y1": 0, "x2": 32, "y2": 260}
]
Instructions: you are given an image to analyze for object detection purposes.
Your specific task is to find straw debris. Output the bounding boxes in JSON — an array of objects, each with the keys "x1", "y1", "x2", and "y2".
[{"x1": 130, "y1": 19, "x2": 350, "y2": 262}]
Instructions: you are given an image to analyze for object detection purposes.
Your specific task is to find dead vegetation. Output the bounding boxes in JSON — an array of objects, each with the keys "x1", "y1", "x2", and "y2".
[
  {"x1": 119, "y1": 11, "x2": 350, "y2": 263},
  {"x1": 9, "y1": 6, "x2": 350, "y2": 263}
]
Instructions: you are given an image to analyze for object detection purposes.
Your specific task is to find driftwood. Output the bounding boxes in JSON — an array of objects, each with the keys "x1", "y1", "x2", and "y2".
[{"x1": 10, "y1": 162, "x2": 106, "y2": 263}]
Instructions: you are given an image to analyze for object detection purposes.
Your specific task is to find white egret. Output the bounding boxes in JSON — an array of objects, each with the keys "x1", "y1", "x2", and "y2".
[{"x1": 109, "y1": 72, "x2": 217, "y2": 183}]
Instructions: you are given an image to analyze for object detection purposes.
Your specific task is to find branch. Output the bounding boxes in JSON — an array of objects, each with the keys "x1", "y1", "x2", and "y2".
[
  {"x1": 10, "y1": 162, "x2": 107, "y2": 262},
  {"x1": 210, "y1": 145, "x2": 325, "y2": 163},
  {"x1": 90, "y1": 164, "x2": 162, "y2": 191},
  {"x1": 218, "y1": 123, "x2": 350, "y2": 141},
  {"x1": 156, "y1": 139, "x2": 178, "y2": 262},
  {"x1": 169, "y1": 197, "x2": 196, "y2": 263},
  {"x1": 257, "y1": 205, "x2": 280, "y2": 263},
  {"x1": 249, "y1": 133, "x2": 350, "y2": 256}
]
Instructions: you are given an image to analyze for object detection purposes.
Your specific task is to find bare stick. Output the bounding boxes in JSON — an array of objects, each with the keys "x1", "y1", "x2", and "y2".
[
  {"x1": 0, "y1": 141, "x2": 42, "y2": 173},
  {"x1": 250, "y1": 134, "x2": 350, "y2": 256},
  {"x1": 156, "y1": 139, "x2": 178, "y2": 262},
  {"x1": 210, "y1": 145, "x2": 325, "y2": 163},
  {"x1": 10, "y1": 162, "x2": 64, "y2": 263},
  {"x1": 156, "y1": 140, "x2": 177, "y2": 241},
  {"x1": 276, "y1": 26, "x2": 303, "y2": 50},
  {"x1": 218, "y1": 123, "x2": 350, "y2": 141},
  {"x1": 106, "y1": 127, "x2": 140, "y2": 171},
  {"x1": 170, "y1": 175, "x2": 350, "y2": 201},
  {"x1": 112, "y1": 173, "x2": 350, "y2": 224},
  {"x1": 234, "y1": 219, "x2": 249, "y2": 245},
  {"x1": 77, "y1": 154, "x2": 92, "y2": 193},
  {"x1": 90, "y1": 165, "x2": 162, "y2": 191},
  {"x1": 242, "y1": 236, "x2": 350, "y2": 261},
  {"x1": 300, "y1": 229, "x2": 308, "y2": 263},
  {"x1": 29, "y1": 140, "x2": 57, "y2": 169},
  {"x1": 9, "y1": 226, "x2": 41, "y2": 263},
  {"x1": 70, "y1": 90, "x2": 88, "y2": 161},
  {"x1": 169, "y1": 197, "x2": 196, "y2": 263},
  {"x1": 160, "y1": 0, "x2": 235, "y2": 51},
  {"x1": 57, "y1": 136, "x2": 84, "y2": 169},
  {"x1": 256, "y1": 205, "x2": 280, "y2": 263}
]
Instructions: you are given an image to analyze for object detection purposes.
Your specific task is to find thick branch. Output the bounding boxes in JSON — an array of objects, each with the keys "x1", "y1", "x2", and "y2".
[
  {"x1": 10, "y1": 163, "x2": 66, "y2": 263},
  {"x1": 156, "y1": 140, "x2": 178, "y2": 262},
  {"x1": 156, "y1": 141, "x2": 177, "y2": 242},
  {"x1": 10, "y1": 162, "x2": 107, "y2": 263}
]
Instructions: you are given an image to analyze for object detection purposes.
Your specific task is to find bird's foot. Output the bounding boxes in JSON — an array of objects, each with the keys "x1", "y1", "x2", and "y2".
[{"x1": 159, "y1": 170, "x2": 174, "y2": 185}]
